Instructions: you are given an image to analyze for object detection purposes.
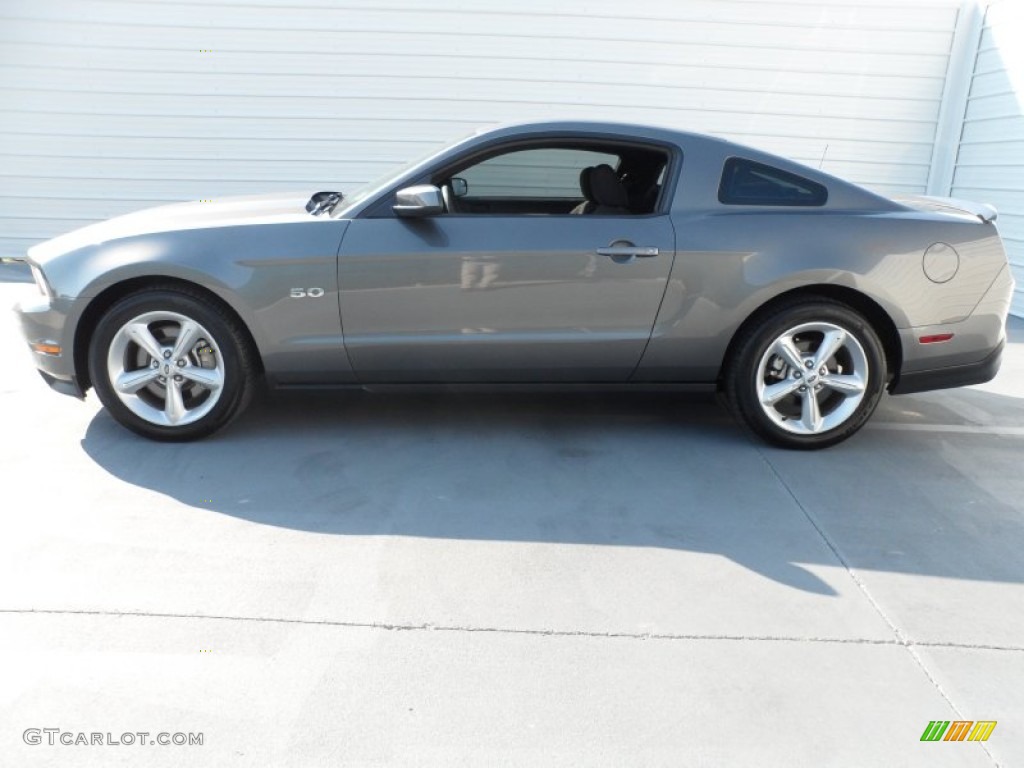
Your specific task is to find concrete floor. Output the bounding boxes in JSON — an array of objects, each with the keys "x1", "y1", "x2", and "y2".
[{"x1": 1, "y1": 270, "x2": 1022, "y2": 767}]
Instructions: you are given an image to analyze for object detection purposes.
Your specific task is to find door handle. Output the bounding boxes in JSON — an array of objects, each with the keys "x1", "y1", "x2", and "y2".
[{"x1": 596, "y1": 246, "x2": 659, "y2": 258}]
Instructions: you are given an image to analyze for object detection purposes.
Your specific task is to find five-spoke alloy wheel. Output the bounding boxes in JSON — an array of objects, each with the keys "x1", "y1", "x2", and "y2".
[
  {"x1": 726, "y1": 299, "x2": 887, "y2": 449},
  {"x1": 89, "y1": 289, "x2": 255, "y2": 441}
]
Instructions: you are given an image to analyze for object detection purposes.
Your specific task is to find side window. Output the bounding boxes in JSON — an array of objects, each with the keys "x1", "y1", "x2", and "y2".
[
  {"x1": 718, "y1": 158, "x2": 827, "y2": 207},
  {"x1": 440, "y1": 143, "x2": 671, "y2": 216},
  {"x1": 458, "y1": 148, "x2": 619, "y2": 199}
]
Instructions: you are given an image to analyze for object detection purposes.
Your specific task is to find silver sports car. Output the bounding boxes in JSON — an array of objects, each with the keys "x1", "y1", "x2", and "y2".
[{"x1": 15, "y1": 121, "x2": 1014, "y2": 448}]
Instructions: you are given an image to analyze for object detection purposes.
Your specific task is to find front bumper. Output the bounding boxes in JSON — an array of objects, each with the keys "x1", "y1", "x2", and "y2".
[{"x1": 14, "y1": 293, "x2": 85, "y2": 399}]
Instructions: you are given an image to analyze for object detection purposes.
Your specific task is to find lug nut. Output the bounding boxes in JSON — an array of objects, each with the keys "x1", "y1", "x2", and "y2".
[
  {"x1": 794, "y1": 371, "x2": 802, "y2": 379},
  {"x1": 150, "y1": 361, "x2": 158, "y2": 369},
  {"x1": 176, "y1": 359, "x2": 185, "y2": 367},
  {"x1": 163, "y1": 350, "x2": 172, "y2": 359},
  {"x1": 819, "y1": 367, "x2": 827, "y2": 376},
  {"x1": 174, "y1": 374, "x2": 183, "y2": 382},
  {"x1": 804, "y1": 360, "x2": 814, "y2": 369},
  {"x1": 799, "y1": 385, "x2": 807, "y2": 392}
]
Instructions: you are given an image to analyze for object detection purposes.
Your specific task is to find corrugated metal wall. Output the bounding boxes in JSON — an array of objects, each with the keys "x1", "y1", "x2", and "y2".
[
  {"x1": 952, "y1": 2, "x2": 1024, "y2": 316},
  {"x1": 0, "y1": 0, "x2": 961, "y2": 261}
]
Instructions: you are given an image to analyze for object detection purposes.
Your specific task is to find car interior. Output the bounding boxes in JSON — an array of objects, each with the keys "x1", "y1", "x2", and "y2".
[{"x1": 435, "y1": 142, "x2": 670, "y2": 217}]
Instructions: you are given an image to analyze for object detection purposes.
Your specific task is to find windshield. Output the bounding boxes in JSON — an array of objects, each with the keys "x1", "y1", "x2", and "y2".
[{"x1": 330, "y1": 131, "x2": 477, "y2": 217}]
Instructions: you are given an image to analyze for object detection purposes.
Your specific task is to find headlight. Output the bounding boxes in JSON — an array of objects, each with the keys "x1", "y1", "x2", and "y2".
[{"x1": 29, "y1": 263, "x2": 54, "y2": 300}]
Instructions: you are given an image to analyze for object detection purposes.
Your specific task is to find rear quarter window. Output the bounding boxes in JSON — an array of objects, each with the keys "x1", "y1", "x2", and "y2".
[{"x1": 718, "y1": 158, "x2": 827, "y2": 207}]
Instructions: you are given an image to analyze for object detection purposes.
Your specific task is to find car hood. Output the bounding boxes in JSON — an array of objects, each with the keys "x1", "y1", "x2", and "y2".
[{"x1": 28, "y1": 190, "x2": 322, "y2": 264}]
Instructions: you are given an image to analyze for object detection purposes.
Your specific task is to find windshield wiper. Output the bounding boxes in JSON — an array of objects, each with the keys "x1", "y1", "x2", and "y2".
[{"x1": 306, "y1": 190, "x2": 343, "y2": 216}]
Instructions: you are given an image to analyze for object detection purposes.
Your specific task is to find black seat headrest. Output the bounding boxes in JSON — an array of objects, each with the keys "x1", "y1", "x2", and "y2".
[
  {"x1": 589, "y1": 164, "x2": 629, "y2": 210},
  {"x1": 578, "y1": 166, "x2": 595, "y2": 202}
]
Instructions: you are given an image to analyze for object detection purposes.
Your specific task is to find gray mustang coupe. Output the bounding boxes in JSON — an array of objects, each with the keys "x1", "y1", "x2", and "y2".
[{"x1": 15, "y1": 121, "x2": 1013, "y2": 448}]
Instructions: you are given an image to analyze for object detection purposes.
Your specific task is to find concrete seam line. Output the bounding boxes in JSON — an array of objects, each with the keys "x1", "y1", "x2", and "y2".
[
  {"x1": 755, "y1": 446, "x2": 1002, "y2": 768},
  {"x1": 866, "y1": 422, "x2": 1024, "y2": 436},
  {"x1": 2, "y1": 608, "x2": 1024, "y2": 653}
]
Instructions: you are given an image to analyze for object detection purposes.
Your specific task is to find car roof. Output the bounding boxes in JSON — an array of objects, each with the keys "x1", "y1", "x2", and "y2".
[{"x1": 477, "y1": 119, "x2": 729, "y2": 149}]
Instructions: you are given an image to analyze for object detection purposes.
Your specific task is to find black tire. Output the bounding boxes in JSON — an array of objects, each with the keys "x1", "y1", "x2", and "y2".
[
  {"x1": 724, "y1": 298, "x2": 887, "y2": 449},
  {"x1": 88, "y1": 287, "x2": 257, "y2": 441}
]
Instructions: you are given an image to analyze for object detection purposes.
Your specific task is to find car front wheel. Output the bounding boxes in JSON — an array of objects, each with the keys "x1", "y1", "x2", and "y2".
[
  {"x1": 725, "y1": 299, "x2": 887, "y2": 449},
  {"x1": 88, "y1": 288, "x2": 256, "y2": 441}
]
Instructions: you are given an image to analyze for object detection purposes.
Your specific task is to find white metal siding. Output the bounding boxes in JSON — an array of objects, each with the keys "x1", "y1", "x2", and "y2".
[
  {"x1": 951, "y1": 2, "x2": 1024, "y2": 316},
  {"x1": 1, "y1": 0, "x2": 960, "y2": 259}
]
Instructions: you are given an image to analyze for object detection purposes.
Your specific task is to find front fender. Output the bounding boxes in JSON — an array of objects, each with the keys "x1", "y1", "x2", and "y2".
[{"x1": 43, "y1": 220, "x2": 355, "y2": 385}]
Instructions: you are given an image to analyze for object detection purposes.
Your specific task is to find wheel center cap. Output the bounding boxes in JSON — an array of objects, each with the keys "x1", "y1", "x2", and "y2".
[
  {"x1": 807, "y1": 374, "x2": 818, "y2": 384},
  {"x1": 163, "y1": 363, "x2": 172, "y2": 375}
]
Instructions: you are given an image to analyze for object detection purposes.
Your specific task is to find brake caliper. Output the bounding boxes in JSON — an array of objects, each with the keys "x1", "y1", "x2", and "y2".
[{"x1": 193, "y1": 339, "x2": 217, "y2": 369}]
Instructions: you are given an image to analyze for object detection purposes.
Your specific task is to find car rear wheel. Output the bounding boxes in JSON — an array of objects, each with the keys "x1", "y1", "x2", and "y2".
[
  {"x1": 725, "y1": 299, "x2": 887, "y2": 449},
  {"x1": 88, "y1": 289, "x2": 256, "y2": 441}
]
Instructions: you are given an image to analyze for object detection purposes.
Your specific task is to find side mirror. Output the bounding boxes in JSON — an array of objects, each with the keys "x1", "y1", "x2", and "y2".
[
  {"x1": 393, "y1": 185, "x2": 444, "y2": 217},
  {"x1": 451, "y1": 177, "x2": 469, "y2": 198}
]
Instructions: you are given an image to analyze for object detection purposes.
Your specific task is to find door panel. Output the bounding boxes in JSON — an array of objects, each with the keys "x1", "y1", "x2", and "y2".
[{"x1": 337, "y1": 214, "x2": 675, "y2": 382}]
